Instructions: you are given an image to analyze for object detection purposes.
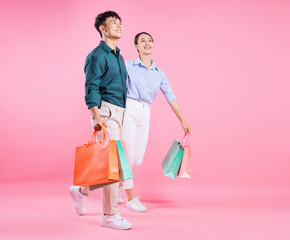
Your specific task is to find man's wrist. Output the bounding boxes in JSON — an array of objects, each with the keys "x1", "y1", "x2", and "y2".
[{"x1": 92, "y1": 116, "x2": 102, "y2": 121}]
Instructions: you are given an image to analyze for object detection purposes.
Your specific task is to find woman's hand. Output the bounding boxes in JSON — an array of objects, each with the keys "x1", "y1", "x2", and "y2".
[{"x1": 181, "y1": 121, "x2": 191, "y2": 135}]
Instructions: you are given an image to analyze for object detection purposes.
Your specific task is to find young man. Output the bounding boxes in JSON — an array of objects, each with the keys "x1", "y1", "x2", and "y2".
[{"x1": 70, "y1": 11, "x2": 132, "y2": 230}]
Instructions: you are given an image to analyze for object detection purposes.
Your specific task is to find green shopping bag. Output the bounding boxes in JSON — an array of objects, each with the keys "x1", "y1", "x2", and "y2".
[
  {"x1": 116, "y1": 140, "x2": 134, "y2": 180},
  {"x1": 162, "y1": 140, "x2": 184, "y2": 179}
]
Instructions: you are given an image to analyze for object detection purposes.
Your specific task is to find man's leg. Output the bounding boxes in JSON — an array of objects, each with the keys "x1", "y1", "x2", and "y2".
[
  {"x1": 101, "y1": 111, "x2": 120, "y2": 215},
  {"x1": 100, "y1": 102, "x2": 132, "y2": 230}
]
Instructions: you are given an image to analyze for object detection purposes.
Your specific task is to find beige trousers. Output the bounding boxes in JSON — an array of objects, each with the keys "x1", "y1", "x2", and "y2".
[{"x1": 91, "y1": 101, "x2": 125, "y2": 215}]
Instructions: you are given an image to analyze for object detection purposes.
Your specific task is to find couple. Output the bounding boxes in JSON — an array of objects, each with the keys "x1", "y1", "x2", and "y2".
[{"x1": 70, "y1": 11, "x2": 191, "y2": 230}]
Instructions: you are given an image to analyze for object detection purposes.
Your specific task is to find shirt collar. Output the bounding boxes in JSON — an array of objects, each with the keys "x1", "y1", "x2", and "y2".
[
  {"x1": 99, "y1": 41, "x2": 120, "y2": 54},
  {"x1": 133, "y1": 57, "x2": 159, "y2": 71}
]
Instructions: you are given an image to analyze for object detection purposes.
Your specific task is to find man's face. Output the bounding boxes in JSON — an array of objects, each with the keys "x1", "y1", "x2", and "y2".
[{"x1": 101, "y1": 17, "x2": 123, "y2": 39}]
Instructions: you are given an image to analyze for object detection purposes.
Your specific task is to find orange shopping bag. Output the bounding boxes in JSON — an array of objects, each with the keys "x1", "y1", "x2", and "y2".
[
  {"x1": 73, "y1": 126, "x2": 119, "y2": 187},
  {"x1": 177, "y1": 135, "x2": 192, "y2": 178},
  {"x1": 108, "y1": 139, "x2": 120, "y2": 180}
]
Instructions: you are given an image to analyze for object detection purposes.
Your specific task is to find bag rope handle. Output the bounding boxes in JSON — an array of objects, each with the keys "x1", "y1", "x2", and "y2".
[
  {"x1": 180, "y1": 134, "x2": 189, "y2": 147},
  {"x1": 87, "y1": 125, "x2": 108, "y2": 145}
]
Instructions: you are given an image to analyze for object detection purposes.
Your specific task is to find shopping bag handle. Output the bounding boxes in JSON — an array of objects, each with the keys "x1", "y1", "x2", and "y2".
[
  {"x1": 87, "y1": 125, "x2": 107, "y2": 145},
  {"x1": 99, "y1": 124, "x2": 107, "y2": 142},
  {"x1": 87, "y1": 131, "x2": 97, "y2": 145},
  {"x1": 180, "y1": 134, "x2": 189, "y2": 147}
]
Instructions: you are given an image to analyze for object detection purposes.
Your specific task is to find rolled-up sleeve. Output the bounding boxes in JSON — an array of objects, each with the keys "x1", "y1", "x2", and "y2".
[
  {"x1": 160, "y1": 71, "x2": 177, "y2": 103},
  {"x1": 84, "y1": 56, "x2": 103, "y2": 109}
]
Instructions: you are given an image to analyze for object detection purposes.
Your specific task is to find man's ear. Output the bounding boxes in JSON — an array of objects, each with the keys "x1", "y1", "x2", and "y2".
[{"x1": 99, "y1": 25, "x2": 106, "y2": 35}]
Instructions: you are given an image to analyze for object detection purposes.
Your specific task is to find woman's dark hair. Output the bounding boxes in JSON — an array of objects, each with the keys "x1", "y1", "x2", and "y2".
[
  {"x1": 94, "y1": 11, "x2": 122, "y2": 37},
  {"x1": 134, "y1": 32, "x2": 154, "y2": 45}
]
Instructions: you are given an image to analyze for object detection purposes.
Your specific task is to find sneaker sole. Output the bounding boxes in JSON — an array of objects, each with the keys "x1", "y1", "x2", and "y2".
[
  {"x1": 101, "y1": 223, "x2": 132, "y2": 230},
  {"x1": 125, "y1": 205, "x2": 147, "y2": 212}
]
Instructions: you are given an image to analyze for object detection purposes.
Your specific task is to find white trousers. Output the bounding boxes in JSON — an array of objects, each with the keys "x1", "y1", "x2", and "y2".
[{"x1": 122, "y1": 98, "x2": 150, "y2": 190}]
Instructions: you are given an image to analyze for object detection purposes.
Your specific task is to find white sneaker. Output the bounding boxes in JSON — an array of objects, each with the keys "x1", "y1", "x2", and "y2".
[
  {"x1": 126, "y1": 197, "x2": 147, "y2": 212},
  {"x1": 101, "y1": 214, "x2": 132, "y2": 230},
  {"x1": 69, "y1": 185, "x2": 86, "y2": 215},
  {"x1": 118, "y1": 186, "x2": 124, "y2": 204}
]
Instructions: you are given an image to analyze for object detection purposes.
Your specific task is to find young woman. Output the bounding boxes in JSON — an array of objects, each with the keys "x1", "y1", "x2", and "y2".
[{"x1": 119, "y1": 32, "x2": 191, "y2": 212}]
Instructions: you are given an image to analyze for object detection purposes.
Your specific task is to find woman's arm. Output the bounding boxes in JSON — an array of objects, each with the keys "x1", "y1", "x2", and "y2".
[{"x1": 169, "y1": 99, "x2": 191, "y2": 134}]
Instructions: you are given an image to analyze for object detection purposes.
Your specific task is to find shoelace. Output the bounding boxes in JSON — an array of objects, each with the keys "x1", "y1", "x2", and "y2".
[
  {"x1": 113, "y1": 214, "x2": 124, "y2": 221},
  {"x1": 116, "y1": 213, "x2": 124, "y2": 220}
]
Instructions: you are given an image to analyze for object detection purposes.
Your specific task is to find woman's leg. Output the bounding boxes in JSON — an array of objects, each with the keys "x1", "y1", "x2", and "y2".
[
  {"x1": 124, "y1": 104, "x2": 150, "y2": 202},
  {"x1": 121, "y1": 103, "x2": 138, "y2": 201}
]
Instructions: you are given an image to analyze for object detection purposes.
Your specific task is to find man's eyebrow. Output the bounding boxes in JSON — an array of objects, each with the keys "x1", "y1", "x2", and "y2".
[
  {"x1": 111, "y1": 18, "x2": 121, "y2": 22},
  {"x1": 140, "y1": 37, "x2": 152, "y2": 40}
]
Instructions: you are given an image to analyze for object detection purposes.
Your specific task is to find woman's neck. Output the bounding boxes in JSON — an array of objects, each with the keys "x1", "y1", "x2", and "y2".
[{"x1": 140, "y1": 54, "x2": 152, "y2": 68}]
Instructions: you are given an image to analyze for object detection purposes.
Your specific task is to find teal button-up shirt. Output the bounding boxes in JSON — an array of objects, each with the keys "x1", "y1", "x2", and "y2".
[{"x1": 84, "y1": 41, "x2": 127, "y2": 109}]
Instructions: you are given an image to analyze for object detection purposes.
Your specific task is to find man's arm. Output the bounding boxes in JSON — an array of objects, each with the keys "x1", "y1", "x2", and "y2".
[
  {"x1": 84, "y1": 55, "x2": 106, "y2": 131},
  {"x1": 85, "y1": 55, "x2": 103, "y2": 109}
]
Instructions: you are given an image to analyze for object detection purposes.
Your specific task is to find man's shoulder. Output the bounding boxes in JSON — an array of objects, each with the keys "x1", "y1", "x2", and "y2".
[
  {"x1": 85, "y1": 46, "x2": 107, "y2": 65},
  {"x1": 87, "y1": 46, "x2": 105, "y2": 58}
]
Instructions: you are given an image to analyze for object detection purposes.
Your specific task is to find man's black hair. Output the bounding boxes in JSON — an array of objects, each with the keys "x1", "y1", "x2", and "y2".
[{"x1": 94, "y1": 11, "x2": 122, "y2": 37}]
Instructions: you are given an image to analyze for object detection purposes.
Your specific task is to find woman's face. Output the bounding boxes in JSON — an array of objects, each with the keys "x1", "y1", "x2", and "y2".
[{"x1": 135, "y1": 33, "x2": 154, "y2": 55}]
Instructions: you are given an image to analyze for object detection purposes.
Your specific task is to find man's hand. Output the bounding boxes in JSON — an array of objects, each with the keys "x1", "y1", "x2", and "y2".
[
  {"x1": 90, "y1": 106, "x2": 107, "y2": 131},
  {"x1": 181, "y1": 121, "x2": 191, "y2": 135},
  {"x1": 92, "y1": 117, "x2": 107, "y2": 131}
]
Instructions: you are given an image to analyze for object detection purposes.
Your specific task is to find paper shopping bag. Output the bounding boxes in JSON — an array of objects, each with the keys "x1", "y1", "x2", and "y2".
[
  {"x1": 89, "y1": 139, "x2": 121, "y2": 190},
  {"x1": 108, "y1": 140, "x2": 120, "y2": 180},
  {"x1": 73, "y1": 128, "x2": 118, "y2": 187},
  {"x1": 177, "y1": 146, "x2": 192, "y2": 178},
  {"x1": 116, "y1": 140, "x2": 134, "y2": 180},
  {"x1": 178, "y1": 135, "x2": 192, "y2": 178},
  {"x1": 162, "y1": 140, "x2": 184, "y2": 179}
]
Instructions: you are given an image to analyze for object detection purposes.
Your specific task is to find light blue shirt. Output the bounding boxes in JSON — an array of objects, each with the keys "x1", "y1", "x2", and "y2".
[{"x1": 125, "y1": 58, "x2": 176, "y2": 104}]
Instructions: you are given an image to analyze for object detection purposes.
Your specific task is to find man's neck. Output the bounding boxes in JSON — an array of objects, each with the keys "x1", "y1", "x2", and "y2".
[
  {"x1": 140, "y1": 54, "x2": 152, "y2": 68},
  {"x1": 103, "y1": 37, "x2": 118, "y2": 54}
]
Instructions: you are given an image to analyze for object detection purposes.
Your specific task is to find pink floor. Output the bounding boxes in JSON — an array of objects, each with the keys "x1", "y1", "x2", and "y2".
[{"x1": 1, "y1": 180, "x2": 289, "y2": 240}]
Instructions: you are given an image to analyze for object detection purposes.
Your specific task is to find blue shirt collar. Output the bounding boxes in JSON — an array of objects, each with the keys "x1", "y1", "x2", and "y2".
[{"x1": 133, "y1": 57, "x2": 160, "y2": 71}]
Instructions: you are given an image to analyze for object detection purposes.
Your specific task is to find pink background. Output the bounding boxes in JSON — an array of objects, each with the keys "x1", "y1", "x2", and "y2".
[
  {"x1": 1, "y1": 0, "x2": 290, "y2": 239},
  {"x1": 1, "y1": 0, "x2": 289, "y2": 186}
]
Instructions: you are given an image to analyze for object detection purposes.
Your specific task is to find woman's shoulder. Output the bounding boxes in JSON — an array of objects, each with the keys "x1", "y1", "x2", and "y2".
[
  {"x1": 125, "y1": 59, "x2": 135, "y2": 67},
  {"x1": 151, "y1": 61, "x2": 164, "y2": 73}
]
